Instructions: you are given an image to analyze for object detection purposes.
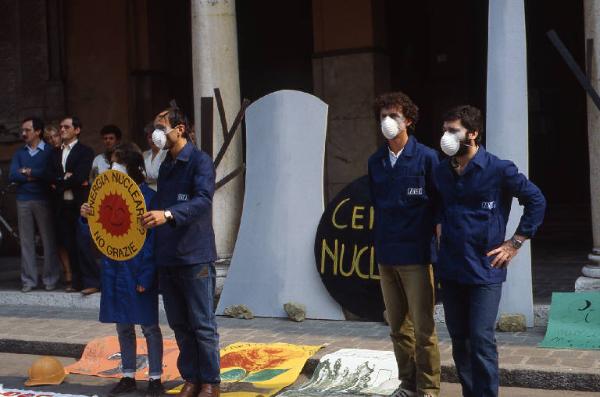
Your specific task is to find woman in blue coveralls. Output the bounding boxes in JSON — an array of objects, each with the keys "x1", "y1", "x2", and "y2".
[{"x1": 80, "y1": 143, "x2": 164, "y2": 397}]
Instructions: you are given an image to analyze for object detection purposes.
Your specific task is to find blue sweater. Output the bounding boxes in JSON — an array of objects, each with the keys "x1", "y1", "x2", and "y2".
[{"x1": 9, "y1": 142, "x2": 52, "y2": 201}]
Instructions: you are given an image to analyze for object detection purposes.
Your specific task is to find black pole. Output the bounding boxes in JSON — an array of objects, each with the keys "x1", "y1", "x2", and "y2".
[{"x1": 547, "y1": 30, "x2": 600, "y2": 111}]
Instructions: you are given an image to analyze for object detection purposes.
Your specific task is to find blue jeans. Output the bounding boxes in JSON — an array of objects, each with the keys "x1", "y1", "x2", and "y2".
[
  {"x1": 116, "y1": 323, "x2": 163, "y2": 377},
  {"x1": 440, "y1": 280, "x2": 502, "y2": 397},
  {"x1": 159, "y1": 263, "x2": 220, "y2": 384}
]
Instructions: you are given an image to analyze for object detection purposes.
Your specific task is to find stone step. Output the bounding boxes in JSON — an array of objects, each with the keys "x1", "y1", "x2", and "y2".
[{"x1": 0, "y1": 288, "x2": 553, "y2": 327}]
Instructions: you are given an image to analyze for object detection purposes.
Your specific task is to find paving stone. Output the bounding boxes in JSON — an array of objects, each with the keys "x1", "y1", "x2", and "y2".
[
  {"x1": 518, "y1": 348, "x2": 552, "y2": 357},
  {"x1": 550, "y1": 350, "x2": 585, "y2": 359},
  {"x1": 526, "y1": 356, "x2": 559, "y2": 366},
  {"x1": 558, "y1": 359, "x2": 598, "y2": 369},
  {"x1": 500, "y1": 355, "x2": 526, "y2": 365}
]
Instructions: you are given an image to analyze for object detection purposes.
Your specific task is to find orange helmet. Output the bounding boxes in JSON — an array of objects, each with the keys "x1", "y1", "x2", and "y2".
[{"x1": 25, "y1": 356, "x2": 67, "y2": 386}]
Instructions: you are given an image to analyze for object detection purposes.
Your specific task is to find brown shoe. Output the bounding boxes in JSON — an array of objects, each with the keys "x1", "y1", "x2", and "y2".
[
  {"x1": 81, "y1": 287, "x2": 100, "y2": 295},
  {"x1": 197, "y1": 384, "x2": 220, "y2": 397},
  {"x1": 177, "y1": 381, "x2": 199, "y2": 397}
]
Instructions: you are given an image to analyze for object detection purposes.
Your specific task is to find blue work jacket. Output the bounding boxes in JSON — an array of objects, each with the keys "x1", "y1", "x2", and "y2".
[
  {"x1": 368, "y1": 136, "x2": 440, "y2": 265},
  {"x1": 433, "y1": 147, "x2": 546, "y2": 284},
  {"x1": 80, "y1": 183, "x2": 159, "y2": 325},
  {"x1": 153, "y1": 142, "x2": 217, "y2": 266}
]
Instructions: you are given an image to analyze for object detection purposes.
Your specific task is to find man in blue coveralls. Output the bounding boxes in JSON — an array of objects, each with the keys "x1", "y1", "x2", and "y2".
[
  {"x1": 368, "y1": 92, "x2": 441, "y2": 397},
  {"x1": 142, "y1": 104, "x2": 220, "y2": 397},
  {"x1": 435, "y1": 105, "x2": 546, "y2": 397}
]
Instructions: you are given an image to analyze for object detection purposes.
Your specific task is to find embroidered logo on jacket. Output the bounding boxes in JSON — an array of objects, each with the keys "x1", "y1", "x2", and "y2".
[
  {"x1": 481, "y1": 201, "x2": 496, "y2": 210},
  {"x1": 407, "y1": 188, "x2": 423, "y2": 196},
  {"x1": 177, "y1": 193, "x2": 189, "y2": 201}
]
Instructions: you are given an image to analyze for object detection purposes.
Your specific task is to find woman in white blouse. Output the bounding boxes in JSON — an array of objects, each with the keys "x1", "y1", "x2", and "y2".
[{"x1": 143, "y1": 125, "x2": 167, "y2": 191}]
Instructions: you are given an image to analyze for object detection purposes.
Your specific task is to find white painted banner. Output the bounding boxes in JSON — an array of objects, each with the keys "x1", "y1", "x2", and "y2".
[
  {"x1": 278, "y1": 349, "x2": 400, "y2": 396},
  {"x1": 0, "y1": 388, "x2": 92, "y2": 397}
]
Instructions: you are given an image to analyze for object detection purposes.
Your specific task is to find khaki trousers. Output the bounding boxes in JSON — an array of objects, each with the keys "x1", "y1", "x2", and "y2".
[{"x1": 379, "y1": 264, "x2": 441, "y2": 396}]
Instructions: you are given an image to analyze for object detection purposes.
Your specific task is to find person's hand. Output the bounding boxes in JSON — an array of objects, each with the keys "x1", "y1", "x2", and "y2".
[
  {"x1": 435, "y1": 224, "x2": 442, "y2": 250},
  {"x1": 136, "y1": 285, "x2": 145, "y2": 293},
  {"x1": 80, "y1": 203, "x2": 93, "y2": 218},
  {"x1": 487, "y1": 241, "x2": 519, "y2": 268},
  {"x1": 141, "y1": 211, "x2": 167, "y2": 229},
  {"x1": 64, "y1": 172, "x2": 73, "y2": 179}
]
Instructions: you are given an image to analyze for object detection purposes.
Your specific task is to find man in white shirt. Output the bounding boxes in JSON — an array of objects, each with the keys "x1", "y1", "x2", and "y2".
[
  {"x1": 48, "y1": 116, "x2": 95, "y2": 293},
  {"x1": 91, "y1": 125, "x2": 122, "y2": 180},
  {"x1": 143, "y1": 124, "x2": 167, "y2": 191}
]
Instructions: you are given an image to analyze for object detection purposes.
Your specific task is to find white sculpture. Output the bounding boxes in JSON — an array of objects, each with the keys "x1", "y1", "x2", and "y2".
[{"x1": 216, "y1": 90, "x2": 345, "y2": 320}]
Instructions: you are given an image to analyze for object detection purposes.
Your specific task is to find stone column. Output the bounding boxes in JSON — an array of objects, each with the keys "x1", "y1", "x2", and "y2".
[
  {"x1": 191, "y1": 0, "x2": 243, "y2": 260},
  {"x1": 486, "y1": 0, "x2": 534, "y2": 326},
  {"x1": 576, "y1": 0, "x2": 600, "y2": 291},
  {"x1": 312, "y1": 0, "x2": 389, "y2": 201}
]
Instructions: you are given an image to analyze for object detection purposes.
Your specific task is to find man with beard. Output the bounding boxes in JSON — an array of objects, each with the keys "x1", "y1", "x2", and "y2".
[
  {"x1": 142, "y1": 104, "x2": 220, "y2": 397},
  {"x1": 434, "y1": 105, "x2": 546, "y2": 397}
]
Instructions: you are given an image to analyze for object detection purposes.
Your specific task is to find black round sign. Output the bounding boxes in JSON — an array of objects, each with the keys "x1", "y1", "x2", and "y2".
[{"x1": 314, "y1": 175, "x2": 384, "y2": 321}]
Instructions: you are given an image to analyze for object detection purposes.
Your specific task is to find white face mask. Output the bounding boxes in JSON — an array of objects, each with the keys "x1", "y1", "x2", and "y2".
[
  {"x1": 380, "y1": 116, "x2": 406, "y2": 140},
  {"x1": 111, "y1": 162, "x2": 128, "y2": 174},
  {"x1": 440, "y1": 130, "x2": 467, "y2": 156},
  {"x1": 152, "y1": 128, "x2": 167, "y2": 150}
]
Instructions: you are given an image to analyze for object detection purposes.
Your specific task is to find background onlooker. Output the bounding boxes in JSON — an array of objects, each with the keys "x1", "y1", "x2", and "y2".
[
  {"x1": 43, "y1": 123, "x2": 72, "y2": 288},
  {"x1": 47, "y1": 116, "x2": 95, "y2": 293},
  {"x1": 142, "y1": 123, "x2": 167, "y2": 191},
  {"x1": 43, "y1": 124, "x2": 62, "y2": 149},
  {"x1": 91, "y1": 124, "x2": 122, "y2": 180},
  {"x1": 9, "y1": 117, "x2": 60, "y2": 292}
]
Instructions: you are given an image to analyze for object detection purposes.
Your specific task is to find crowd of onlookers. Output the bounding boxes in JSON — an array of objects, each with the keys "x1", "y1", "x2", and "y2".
[{"x1": 8, "y1": 116, "x2": 167, "y2": 294}]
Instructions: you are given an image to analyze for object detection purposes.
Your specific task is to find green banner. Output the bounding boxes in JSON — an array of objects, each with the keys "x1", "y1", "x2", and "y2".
[{"x1": 540, "y1": 292, "x2": 600, "y2": 350}]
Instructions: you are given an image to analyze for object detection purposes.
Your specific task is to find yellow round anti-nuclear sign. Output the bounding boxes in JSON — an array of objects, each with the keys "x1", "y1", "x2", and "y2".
[{"x1": 87, "y1": 170, "x2": 147, "y2": 261}]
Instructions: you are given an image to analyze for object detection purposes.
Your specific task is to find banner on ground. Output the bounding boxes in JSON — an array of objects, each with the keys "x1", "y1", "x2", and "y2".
[
  {"x1": 540, "y1": 291, "x2": 600, "y2": 350},
  {"x1": 168, "y1": 342, "x2": 322, "y2": 397},
  {"x1": 65, "y1": 336, "x2": 181, "y2": 381},
  {"x1": 0, "y1": 389, "x2": 89, "y2": 397},
  {"x1": 278, "y1": 349, "x2": 400, "y2": 396},
  {"x1": 87, "y1": 170, "x2": 146, "y2": 261}
]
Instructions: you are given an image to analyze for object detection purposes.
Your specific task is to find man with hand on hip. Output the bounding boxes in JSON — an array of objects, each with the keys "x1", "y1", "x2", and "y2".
[{"x1": 434, "y1": 105, "x2": 546, "y2": 397}]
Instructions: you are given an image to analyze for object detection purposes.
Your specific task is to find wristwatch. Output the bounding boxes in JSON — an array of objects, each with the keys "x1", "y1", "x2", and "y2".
[
  {"x1": 510, "y1": 236, "x2": 524, "y2": 249},
  {"x1": 164, "y1": 210, "x2": 175, "y2": 225}
]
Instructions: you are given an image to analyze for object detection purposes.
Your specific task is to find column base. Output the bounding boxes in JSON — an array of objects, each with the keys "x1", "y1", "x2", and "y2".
[
  {"x1": 575, "y1": 276, "x2": 600, "y2": 292},
  {"x1": 582, "y1": 264, "x2": 600, "y2": 278}
]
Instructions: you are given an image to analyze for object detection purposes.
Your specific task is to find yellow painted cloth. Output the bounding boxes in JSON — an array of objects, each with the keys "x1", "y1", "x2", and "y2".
[{"x1": 168, "y1": 342, "x2": 323, "y2": 397}]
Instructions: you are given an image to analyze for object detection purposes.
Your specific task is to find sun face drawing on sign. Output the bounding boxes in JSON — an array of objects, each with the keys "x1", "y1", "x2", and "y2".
[{"x1": 87, "y1": 170, "x2": 147, "y2": 261}]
